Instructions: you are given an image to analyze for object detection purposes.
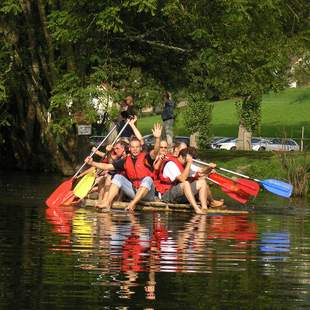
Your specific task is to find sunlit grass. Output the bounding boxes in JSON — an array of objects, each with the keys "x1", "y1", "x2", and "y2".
[{"x1": 139, "y1": 87, "x2": 310, "y2": 145}]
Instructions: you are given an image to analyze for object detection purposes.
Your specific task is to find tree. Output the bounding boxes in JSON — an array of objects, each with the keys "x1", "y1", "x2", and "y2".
[{"x1": 185, "y1": 0, "x2": 309, "y2": 149}]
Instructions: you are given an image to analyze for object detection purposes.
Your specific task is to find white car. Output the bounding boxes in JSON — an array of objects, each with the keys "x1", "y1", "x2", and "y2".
[
  {"x1": 251, "y1": 138, "x2": 270, "y2": 151},
  {"x1": 265, "y1": 138, "x2": 300, "y2": 152},
  {"x1": 216, "y1": 138, "x2": 238, "y2": 150},
  {"x1": 211, "y1": 137, "x2": 235, "y2": 149}
]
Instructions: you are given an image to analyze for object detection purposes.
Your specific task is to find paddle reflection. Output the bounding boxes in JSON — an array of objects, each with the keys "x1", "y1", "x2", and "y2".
[
  {"x1": 45, "y1": 203, "x2": 76, "y2": 249},
  {"x1": 46, "y1": 208, "x2": 258, "y2": 301}
]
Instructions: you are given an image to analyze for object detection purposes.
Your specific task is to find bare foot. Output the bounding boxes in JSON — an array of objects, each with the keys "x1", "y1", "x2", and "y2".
[
  {"x1": 194, "y1": 207, "x2": 205, "y2": 215},
  {"x1": 125, "y1": 202, "x2": 136, "y2": 212},
  {"x1": 209, "y1": 199, "x2": 224, "y2": 208},
  {"x1": 95, "y1": 201, "x2": 109, "y2": 209}
]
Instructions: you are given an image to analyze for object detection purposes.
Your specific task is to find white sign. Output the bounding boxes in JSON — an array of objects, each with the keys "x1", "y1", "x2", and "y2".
[{"x1": 77, "y1": 125, "x2": 92, "y2": 135}]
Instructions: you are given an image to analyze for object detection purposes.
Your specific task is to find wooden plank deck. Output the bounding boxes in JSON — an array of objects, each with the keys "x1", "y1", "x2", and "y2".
[{"x1": 83, "y1": 199, "x2": 249, "y2": 214}]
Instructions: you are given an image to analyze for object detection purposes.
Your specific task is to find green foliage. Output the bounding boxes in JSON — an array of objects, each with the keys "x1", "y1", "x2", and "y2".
[
  {"x1": 235, "y1": 95, "x2": 262, "y2": 133},
  {"x1": 49, "y1": 73, "x2": 98, "y2": 142},
  {"x1": 0, "y1": 0, "x2": 21, "y2": 15},
  {"x1": 1, "y1": 0, "x2": 309, "y2": 170},
  {"x1": 184, "y1": 94, "x2": 214, "y2": 150},
  {"x1": 96, "y1": 7, "x2": 123, "y2": 33},
  {"x1": 279, "y1": 152, "x2": 310, "y2": 197}
]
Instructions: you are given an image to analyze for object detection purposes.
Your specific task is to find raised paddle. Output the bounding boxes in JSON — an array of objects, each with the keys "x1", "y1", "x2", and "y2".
[
  {"x1": 45, "y1": 123, "x2": 118, "y2": 208},
  {"x1": 72, "y1": 118, "x2": 132, "y2": 200},
  {"x1": 193, "y1": 159, "x2": 293, "y2": 198}
]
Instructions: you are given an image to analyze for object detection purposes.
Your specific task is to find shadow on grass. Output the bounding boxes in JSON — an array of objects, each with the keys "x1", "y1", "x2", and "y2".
[{"x1": 198, "y1": 150, "x2": 274, "y2": 162}]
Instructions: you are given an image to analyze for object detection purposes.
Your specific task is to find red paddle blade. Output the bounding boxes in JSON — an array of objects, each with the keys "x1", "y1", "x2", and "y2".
[
  {"x1": 208, "y1": 173, "x2": 251, "y2": 204},
  {"x1": 61, "y1": 191, "x2": 76, "y2": 206},
  {"x1": 45, "y1": 178, "x2": 73, "y2": 208},
  {"x1": 236, "y1": 178, "x2": 260, "y2": 197},
  {"x1": 221, "y1": 187, "x2": 250, "y2": 204}
]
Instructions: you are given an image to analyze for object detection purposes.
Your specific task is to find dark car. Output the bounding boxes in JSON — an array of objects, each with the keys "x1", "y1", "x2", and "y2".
[{"x1": 142, "y1": 134, "x2": 190, "y2": 148}]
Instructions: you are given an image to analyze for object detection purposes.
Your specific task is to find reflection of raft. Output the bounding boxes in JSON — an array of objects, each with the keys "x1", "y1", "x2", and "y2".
[{"x1": 83, "y1": 198, "x2": 249, "y2": 214}]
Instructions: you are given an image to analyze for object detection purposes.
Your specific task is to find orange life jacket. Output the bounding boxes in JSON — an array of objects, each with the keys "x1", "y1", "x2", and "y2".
[
  {"x1": 155, "y1": 156, "x2": 184, "y2": 194},
  {"x1": 124, "y1": 152, "x2": 154, "y2": 188}
]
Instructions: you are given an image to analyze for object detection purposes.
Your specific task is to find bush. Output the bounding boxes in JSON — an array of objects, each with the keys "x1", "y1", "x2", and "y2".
[{"x1": 184, "y1": 94, "x2": 214, "y2": 150}]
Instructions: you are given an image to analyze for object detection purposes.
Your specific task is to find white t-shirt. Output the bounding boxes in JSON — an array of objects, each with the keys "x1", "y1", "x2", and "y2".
[{"x1": 163, "y1": 162, "x2": 201, "y2": 182}]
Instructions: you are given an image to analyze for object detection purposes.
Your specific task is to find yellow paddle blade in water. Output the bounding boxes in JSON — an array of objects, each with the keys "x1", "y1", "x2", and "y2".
[{"x1": 73, "y1": 171, "x2": 96, "y2": 199}]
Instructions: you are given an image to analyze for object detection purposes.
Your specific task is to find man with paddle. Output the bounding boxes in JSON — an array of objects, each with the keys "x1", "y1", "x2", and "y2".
[
  {"x1": 84, "y1": 123, "x2": 163, "y2": 212},
  {"x1": 154, "y1": 147, "x2": 223, "y2": 214}
]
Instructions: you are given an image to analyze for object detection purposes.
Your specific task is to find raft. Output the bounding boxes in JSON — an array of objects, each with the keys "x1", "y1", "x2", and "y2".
[{"x1": 83, "y1": 198, "x2": 249, "y2": 214}]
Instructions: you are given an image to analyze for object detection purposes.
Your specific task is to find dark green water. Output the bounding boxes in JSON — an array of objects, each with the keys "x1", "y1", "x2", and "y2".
[{"x1": 0, "y1": 172, "x2": 309, "y2": 309}]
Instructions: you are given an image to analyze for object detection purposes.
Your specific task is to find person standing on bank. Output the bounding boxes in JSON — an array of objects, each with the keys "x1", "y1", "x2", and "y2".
[
  {"x1": 161, "y1": 91, "x2": 174, "y2": 149},
  {"x1": 118, "y1": 95, "x2": 137, "y2": 139}
]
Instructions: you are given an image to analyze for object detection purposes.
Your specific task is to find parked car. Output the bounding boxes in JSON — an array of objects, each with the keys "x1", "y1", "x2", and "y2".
[
  {"x1": 142, "y1": 134, "x2": 190, "y2": 148},
  {"x1": 142, "y1": 134, "x2": 155, "y2": 148},
  {"x1": 265, "y1": 138, "x2": 300, "y2": 152},
  {"x1": 251, "y1": 137, "x2": 270, "y2": 151},
  {"x1": 216, "y1": 138, "x2": 238, "y2": 150},
  {"x1": 213, "y1": 137, "x2": 236, "y2": 150},
  {"x1": 208, "y1": 136, "x2": 225, "y2": 149}
]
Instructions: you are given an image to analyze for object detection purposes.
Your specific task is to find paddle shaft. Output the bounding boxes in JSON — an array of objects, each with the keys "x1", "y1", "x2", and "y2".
[
  {"x1": 73, "y1": 123, "x2": 118, "y2": 178},
  {"x1": 193, "y1": 159, "x2": 260, "y2": 182},
  {"x1": 93, "y1": 118, "x2": 132, "y2": 174}
]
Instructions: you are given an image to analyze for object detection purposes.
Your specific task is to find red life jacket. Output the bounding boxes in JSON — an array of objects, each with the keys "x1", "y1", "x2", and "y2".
[
  {"x1": 155, "y1": 156, "x2": 184, "y2": 194},
  {"x1": 154, "y1": 153, "x2": 174, "y2": 190},
  {"x1": 124, "y1": 152, "x2": 154, "y2": 188}
]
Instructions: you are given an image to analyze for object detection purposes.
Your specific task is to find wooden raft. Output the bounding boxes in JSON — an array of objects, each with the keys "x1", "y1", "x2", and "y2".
[{"x1": 83, "y1": 199, "x2": 249, "y2": 214}]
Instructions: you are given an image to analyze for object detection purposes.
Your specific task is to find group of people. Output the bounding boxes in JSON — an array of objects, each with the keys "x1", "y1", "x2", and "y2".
[{"x1": 83, "y1": 95, "x2": 224, "y2": 214}]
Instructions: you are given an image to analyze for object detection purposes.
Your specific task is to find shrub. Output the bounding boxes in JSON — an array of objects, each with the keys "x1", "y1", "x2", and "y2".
[{"x1": 184, "y1": 94, "x2": 214, "y2": 150}]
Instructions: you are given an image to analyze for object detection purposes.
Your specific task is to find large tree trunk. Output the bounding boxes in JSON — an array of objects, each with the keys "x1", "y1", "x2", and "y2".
[
  {"x1": 236, "y1": 124, "x2": 252, "y2": 150},
  {"x1": 0, "y1": 0, "x2": 77, "y2": 175}
]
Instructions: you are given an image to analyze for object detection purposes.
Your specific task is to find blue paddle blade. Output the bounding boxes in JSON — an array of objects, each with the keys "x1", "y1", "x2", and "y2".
[{"x1": 260, "y1": 179, "x2": 293, "y2": 198}]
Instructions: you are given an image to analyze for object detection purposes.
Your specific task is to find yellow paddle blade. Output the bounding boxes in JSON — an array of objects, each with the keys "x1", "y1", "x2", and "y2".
[{"x1": 73, "y1": 171, "x2": 96, "y2": 199}]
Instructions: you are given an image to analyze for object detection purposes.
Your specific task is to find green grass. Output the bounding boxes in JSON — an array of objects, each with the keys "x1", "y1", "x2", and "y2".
[{"x1": 139, "y1": 87, "x2": 310, "y2": 142}]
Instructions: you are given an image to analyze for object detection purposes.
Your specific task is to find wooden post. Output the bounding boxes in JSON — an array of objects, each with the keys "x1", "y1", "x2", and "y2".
[{"x1": 301, "y1": 126, "x2": 304, "y2": 151}]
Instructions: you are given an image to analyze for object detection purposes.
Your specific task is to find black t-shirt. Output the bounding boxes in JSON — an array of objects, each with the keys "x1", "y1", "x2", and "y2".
[{"x1": 118, "y1": 105, "x2": 137, "y2": 138}]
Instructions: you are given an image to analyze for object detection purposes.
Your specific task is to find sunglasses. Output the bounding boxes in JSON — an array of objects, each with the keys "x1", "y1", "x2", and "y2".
[{"x1": 160, "y1": 146, "x2": 168, "y2": 149}]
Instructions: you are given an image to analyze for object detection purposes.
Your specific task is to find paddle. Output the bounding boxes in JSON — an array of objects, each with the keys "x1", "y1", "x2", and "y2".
[
  {"x1": 193, "y1": 159, "x2": 293, "y2": 198},
  {"x1": 45, "y1": 124, "x2": 118, "y2": 208},
  {"x1": 207, "y1": 173, "x2": 251, "y2": 204},
  {"x1": 73, "y1": 170, "x2": 96, "y2": 199},
  {"x1": 211, "y1": 171, "x2": 260, "y2": 197},
  {"x1": 72, "y1": 118, "x2": 132, "y2": 200}
]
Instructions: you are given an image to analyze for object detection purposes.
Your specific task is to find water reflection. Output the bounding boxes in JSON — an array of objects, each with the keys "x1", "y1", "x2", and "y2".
[
  {"x1": 2, "y1": 172, "x2": 310, "y2": 309},
  {"x1": 46, "y1": 204, "x2": 261, "y2": 301}
]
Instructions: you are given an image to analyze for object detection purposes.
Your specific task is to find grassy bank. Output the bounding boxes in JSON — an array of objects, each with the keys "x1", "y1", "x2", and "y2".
[{"x1": 139, "y1": 87, "x2": 310, "y2": 143}]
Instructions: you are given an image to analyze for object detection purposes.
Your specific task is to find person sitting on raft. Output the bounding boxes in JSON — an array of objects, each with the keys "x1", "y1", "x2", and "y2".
[
  {"x1": 84, "y1": 123, "x2": 162, "y2": 212},
  {"x1": 154, "y1": 141, "x2": 224, "y2": 209},
  {"x1": 154, "y1": 147, "x2": 223, "y2": 214}
]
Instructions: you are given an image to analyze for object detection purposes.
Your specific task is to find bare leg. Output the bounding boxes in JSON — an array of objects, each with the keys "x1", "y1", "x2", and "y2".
[
  {"x1": 181, "y1": 181, "x2": 204, "y2": 214},
  {"x1": 126, "y1": 186, "x2": 149, "y2": 212},
  {"x1": 206, "y1": 183, "x2": 224, "y2": 208},
  {"x1": 99, "y1": 175, "x2": 112, "y2": 202},
  {"x1": 195, "y1": 179, "x2": 208, "y2": 210},
  {"x1": 98, "y1": 183, "x2": 120, "y2": 211}
]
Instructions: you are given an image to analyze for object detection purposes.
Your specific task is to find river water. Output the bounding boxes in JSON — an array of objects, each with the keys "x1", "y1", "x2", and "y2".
[{"x1": 0, "y1": 171, "x2": 309, "y2": 309}]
